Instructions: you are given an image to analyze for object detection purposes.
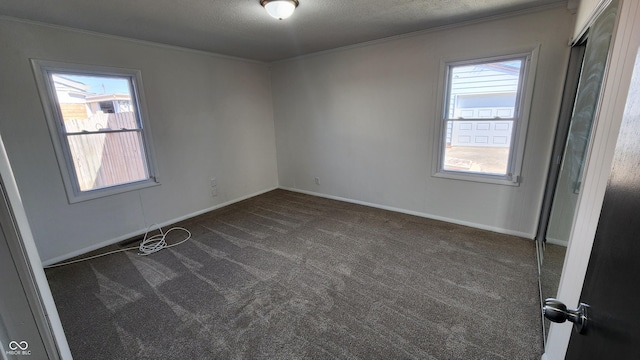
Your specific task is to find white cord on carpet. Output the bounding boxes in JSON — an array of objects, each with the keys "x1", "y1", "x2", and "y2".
[{"x1": 44, "y1": 225, "x2": 191, "y2": 269}]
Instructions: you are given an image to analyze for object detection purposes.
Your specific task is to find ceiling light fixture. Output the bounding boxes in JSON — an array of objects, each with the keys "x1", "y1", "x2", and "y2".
[{"x1": 260, "y1": 0, "x2": 299, "y2": 20}]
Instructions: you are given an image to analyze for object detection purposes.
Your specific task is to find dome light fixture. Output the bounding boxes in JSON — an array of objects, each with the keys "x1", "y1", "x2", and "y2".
[{"x1": 260, "y1": 0, "x2": 299, "y2": 20}]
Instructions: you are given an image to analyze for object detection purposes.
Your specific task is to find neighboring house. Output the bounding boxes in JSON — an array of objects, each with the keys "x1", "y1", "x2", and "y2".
[
  {"x1": 51, "y1": 75, "x2": 91, "y2": 120},
  {"x1": 86, "y1": 93, "x2": 133, "y2": 114},
  {"x1": 52, "y1": 75, "x2": 133, "y2": 118},
  {"x1": 447, "y1": 62, "x2": 520, "y2": 148}
]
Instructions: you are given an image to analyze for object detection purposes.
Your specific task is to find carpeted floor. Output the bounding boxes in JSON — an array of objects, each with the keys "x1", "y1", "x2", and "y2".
[{"x1": 45, "y1": 189, "x2": 542, "y2": 359}]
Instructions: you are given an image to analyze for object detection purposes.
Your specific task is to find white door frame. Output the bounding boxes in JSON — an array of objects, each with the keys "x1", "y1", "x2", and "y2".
[
  {"x1": 0, "y1": 134, "x2": 72, "y2": 358},
  {"x1": 544, "y1": 1, "x2": 640, "y2": 358}
]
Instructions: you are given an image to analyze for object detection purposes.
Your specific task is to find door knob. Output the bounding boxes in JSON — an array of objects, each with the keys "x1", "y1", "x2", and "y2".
[{"x1": 543, "y1": 298, "x2": 589, "y2": 334}]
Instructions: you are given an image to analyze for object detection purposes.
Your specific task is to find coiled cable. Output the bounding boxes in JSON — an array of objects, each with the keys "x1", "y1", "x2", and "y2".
[{"x1": 44, "y1": 224, "x2": 191, "y2": 268}]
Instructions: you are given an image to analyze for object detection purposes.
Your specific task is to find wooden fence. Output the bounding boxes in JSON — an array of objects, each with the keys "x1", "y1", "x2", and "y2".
[{"x1": 65, "y1": 112, "x2": 148, "y2": 191}]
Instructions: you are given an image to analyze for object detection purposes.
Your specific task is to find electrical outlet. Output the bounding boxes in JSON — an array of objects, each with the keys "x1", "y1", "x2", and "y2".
[
  {"x1": 211, "y1": 187, "x2": 217, "y2": 197},
  {"x1": 314, "y1": 177, "x2": 320, "y2": 185},
  {"x1": 210, "y1": 177, "x2": 216, "y2": 187}
]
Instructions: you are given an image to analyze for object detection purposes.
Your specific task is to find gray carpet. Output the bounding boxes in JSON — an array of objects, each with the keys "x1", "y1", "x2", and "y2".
[{"x1": 45, "y1": 189, "x2": 542, "y2": 359}]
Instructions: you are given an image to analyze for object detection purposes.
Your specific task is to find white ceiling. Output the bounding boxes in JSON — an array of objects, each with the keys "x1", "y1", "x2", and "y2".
[{"x1": 0, "y1": 0, "x2": 569, "y2": 62}]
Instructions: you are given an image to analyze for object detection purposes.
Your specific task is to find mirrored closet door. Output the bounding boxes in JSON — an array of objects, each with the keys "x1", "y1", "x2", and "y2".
[{"x1": 536, "y1": 0, "x2": 619, "y2": 343}]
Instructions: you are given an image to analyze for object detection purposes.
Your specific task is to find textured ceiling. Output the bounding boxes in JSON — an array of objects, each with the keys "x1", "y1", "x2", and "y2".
[{"x1": 0, "y1": 0, "x2": 569, "y2": 62}]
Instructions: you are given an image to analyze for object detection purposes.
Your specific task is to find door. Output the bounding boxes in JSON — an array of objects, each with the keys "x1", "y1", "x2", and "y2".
[
  {"x1": 0, "y1": 180, "x2": 57, "y2": 359},
  {"x1": 0, "y1": 135, "x2": 66, "y2": 359},
  {"x1": 544, "y1": 0, "x2": 617, "y2": 248},
  {"x1": 537, "y1": 0, "x2": 617, "y2": 343},
  {"x1": 564, "y1": 43, "x2": 640, "y2": 359}
]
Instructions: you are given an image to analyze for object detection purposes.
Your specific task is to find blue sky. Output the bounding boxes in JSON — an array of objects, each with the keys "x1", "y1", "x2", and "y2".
[{"x1": 61, "y1": 74, "x2": 131, "y2": 95}]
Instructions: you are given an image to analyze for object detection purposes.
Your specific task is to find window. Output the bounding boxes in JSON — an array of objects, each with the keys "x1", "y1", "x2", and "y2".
[
  {"x1": 434, "y1": 51, "x2": 537, "y2": 185},
  {"x1": 32, "y1": 60, "x2": 158, "y2": 203}
]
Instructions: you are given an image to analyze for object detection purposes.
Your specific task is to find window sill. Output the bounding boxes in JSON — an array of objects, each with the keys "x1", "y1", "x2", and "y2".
[
  {"x1": 432, "y1": 171, "x2": 520, "y2": 186},
  {"x1": 66, "y1": 179, "x2": 160, "y2": 204}
]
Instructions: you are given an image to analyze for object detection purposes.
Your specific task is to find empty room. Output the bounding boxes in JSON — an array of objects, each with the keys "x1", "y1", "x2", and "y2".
[{"x1": 2, "y1": 0, "x2": 640, "y2": 359}]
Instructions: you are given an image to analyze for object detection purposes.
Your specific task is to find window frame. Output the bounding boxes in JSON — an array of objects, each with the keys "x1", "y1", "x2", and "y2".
[
  {"x1": 432, "y1": 48, "x2": 539, "y2": 186},
  {"x1": 31, "y1": 59, "x2": 160, "y2": 203}
]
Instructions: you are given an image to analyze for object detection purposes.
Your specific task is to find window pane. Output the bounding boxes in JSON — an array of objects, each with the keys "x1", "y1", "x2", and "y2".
[
  {"x1": 448, "y1": 59, "x2": 523, "y2": 119},
  {"x1": 48, "y1": 72, "x2": 151, "y2": 192},
  {"x1": 51, "y1": 74, "x2": 140, "y2": 133},
  {"x1": 443, "y1": 120, "x2": 512, "y2": 175},
  {"x1": 67, "y1": 131, "x2": 149, "y2": 191},
  {"x1": 440, "y1": 57, "x2": 525, "y2": 179}
]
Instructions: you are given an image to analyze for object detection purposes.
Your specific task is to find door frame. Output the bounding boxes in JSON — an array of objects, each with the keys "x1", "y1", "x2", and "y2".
[
  {"x1": 0, "y1": 135, "x2": 72, "y2": 358},
  {"x1": 544, "y1": 1, "x2": 640, "y2": 358}
]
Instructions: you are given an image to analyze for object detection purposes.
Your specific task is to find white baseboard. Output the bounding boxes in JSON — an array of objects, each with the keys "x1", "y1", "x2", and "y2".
[
  {"x1": 42, "y1": 186, "x2": 278, "y2": 266},
  {"x1": 279, "y1": 186, "x2": 534, "y2": 240},
  {"x1": 44, "y1": 185, "x2": 535, "y2": 266},
  {"x1": 545, "y1": 237, "x2": 569, "y2": 247}
]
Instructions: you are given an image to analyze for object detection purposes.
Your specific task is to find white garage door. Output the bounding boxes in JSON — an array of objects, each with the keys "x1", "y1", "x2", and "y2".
[{"x1": 450, "y1": 107, "x2": 514, "y2": 147}]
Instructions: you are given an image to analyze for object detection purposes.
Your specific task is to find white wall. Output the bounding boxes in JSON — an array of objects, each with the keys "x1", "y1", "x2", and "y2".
[
  {"x1": 271, "y1": 6, "x2": 574, "y2": 237},
  {"x1": 0, "y1": 18, "x2": 279, "y2": 263}
]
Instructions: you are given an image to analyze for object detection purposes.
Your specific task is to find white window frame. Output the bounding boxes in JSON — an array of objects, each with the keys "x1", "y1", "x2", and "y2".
[
  {"x1": 31, "y1": 60, "x2": 159, "y2": 203},
  {"x1": 432, "y1": 47, "x2": 539, "y2": 186}
]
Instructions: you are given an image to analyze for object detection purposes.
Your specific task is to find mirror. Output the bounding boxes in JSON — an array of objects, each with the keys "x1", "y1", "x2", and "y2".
[{"x1": 537, "y1": 0, "x2": 618, "y2": 343}]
